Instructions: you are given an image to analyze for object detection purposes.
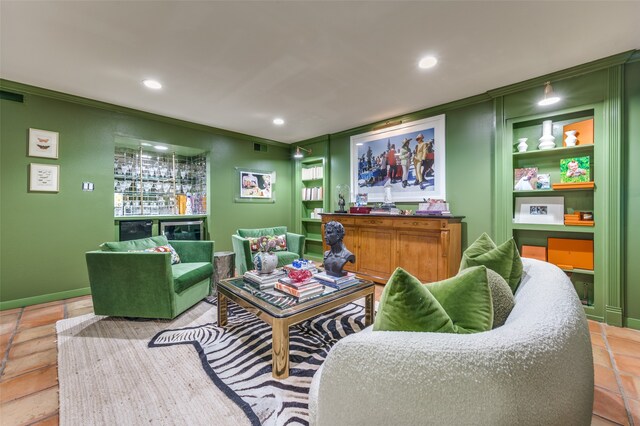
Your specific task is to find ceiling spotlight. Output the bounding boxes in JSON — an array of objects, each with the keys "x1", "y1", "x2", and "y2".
[
  {"x1": 538, "y1": 81, "x2": 561, "y2": 106},
  {"x1": 356, "y1": 143, "x2": 363, "y2": 146},
  {"x1": 273, "y1": 118, "x2": 285, "y2": 126},
  {"x1": 418, "y1": 56, "x2": 438, "y2": 69},
  {"x1": 143, "y1": 79, "x2": 162, "y2": 90},
  {"x1": 154, "y1": 145, "x2": 168, "y2": 151},
  {"x1": 293, "y1": 146, "x2": 312, "y2": 159}
]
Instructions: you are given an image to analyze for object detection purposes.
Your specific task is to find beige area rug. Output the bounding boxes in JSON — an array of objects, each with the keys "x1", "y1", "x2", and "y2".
[{"x1": 56, "y1": 301, "x2": 251, "y2": 426}]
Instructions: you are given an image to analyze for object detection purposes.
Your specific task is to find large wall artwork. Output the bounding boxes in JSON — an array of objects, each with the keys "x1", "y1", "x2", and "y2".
[{"x1": 350, "y1": 115, "x2": 445, "y2": 203}]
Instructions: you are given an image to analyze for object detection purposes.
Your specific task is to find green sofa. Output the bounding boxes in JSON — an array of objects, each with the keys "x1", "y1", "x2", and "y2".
[
  {"x1": 231, "y1": 226, "x2": 305, "y2": 275},
  {"x1": 86, "y1": 236, "x2": 214, "y2": 319}
]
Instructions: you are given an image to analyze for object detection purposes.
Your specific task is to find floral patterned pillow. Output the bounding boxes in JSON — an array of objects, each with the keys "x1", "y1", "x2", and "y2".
[
  {"x1": 248, "y1": 235, "x2": 288, "y2": 253},
  {"x1": 129, "y1": 244, "x2": 181, "y2": 264}
]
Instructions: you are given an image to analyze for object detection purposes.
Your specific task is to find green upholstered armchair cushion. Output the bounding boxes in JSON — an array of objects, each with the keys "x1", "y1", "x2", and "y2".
[
  {"x1": 460, "y1": 233, "x2": 523, "y2": 293},
  {"x1": 373, "y1": 267, "x2": 455, "y2": 333},
  {"x1": 172, "y1": 262, "x2": 214, "y2": 293},
  {"x1": 373, "y1": 266, "x2": 493, "y2": 334},
  {"x1": 101, "y1": 235, "x2": 168, "y2": 252},
  {"x1": 237, "y1": 227, "x2": 288, "y2": 238},
  {"x1": 425, "y1": 266, "x2": 493, "y2": 333}
]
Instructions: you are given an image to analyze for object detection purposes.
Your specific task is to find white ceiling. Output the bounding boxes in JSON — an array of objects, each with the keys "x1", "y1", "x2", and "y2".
[{"x1": 1, "y1": 1, "x2": 638, "y2": 143}]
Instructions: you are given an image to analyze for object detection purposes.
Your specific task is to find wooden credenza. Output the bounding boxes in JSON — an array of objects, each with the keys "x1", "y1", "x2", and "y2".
[{"x1": 320, "y1": 214, "x2": 464, "y2": 285}]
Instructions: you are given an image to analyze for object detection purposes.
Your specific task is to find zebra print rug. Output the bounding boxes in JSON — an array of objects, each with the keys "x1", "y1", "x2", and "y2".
[{"x1": 149, "y1": 297, "x2": 366, "y2": 426}]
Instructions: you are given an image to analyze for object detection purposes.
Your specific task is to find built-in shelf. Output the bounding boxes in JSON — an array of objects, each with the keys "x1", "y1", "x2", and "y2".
[
  {"x1": 513, "y1": 144, "x2": 593, "y2": 159},
  {"x1": 302, "y1": 199, "x2": 324, "y2": 202},
  {"x1": 301, "y1": 218, "x2": 321, "y2": 223},
  {"x1": 306, "y1": 236, "x2": 323, "y2": 243},
  {"x1": 512, "y1": 223, "x2": 595, "y2": 233},
  {"x1": 513, "y1": 187, "x2": 594, "y2": 195},
  {"x1": 561, "y1": 268, "x2": 595, "y2": 276}
]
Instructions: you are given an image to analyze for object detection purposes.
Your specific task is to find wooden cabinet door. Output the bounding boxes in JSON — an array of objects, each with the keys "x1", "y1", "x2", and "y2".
[
  {"x1": 395, "y1": 231, "x2": 440, "y2": 283},
  {"x1": 358, "y1": 227, "x2": 394, "y2": 280}
]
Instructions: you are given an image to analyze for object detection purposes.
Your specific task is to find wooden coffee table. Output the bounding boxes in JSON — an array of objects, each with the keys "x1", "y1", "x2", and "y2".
[{"x1": 216, "y1": 276, "x2": 375, "y2": 379}]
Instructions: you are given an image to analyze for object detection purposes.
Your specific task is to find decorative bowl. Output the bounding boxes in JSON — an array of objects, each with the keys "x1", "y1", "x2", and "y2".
[{"x1": 288, "y1": 269, "x2": 313, "y2": 283}]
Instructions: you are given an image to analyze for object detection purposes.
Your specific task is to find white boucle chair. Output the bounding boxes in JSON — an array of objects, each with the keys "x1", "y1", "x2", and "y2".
[{"x1": 309, "y1": 258, "x2": 594, "y2": 426}]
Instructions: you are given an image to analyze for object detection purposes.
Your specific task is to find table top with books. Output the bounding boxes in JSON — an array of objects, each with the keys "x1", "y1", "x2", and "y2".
[{"x1": 217, "y1": 263, "x2": 373, "y2": 317}]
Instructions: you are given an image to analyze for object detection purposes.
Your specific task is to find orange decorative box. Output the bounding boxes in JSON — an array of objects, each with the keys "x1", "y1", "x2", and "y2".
[
  {"x1": 563, "y1": 118, "x2": 594, "y2": 146},
  {"x1": 547, "y1": 238, "x2": 594, "y2": 270},
  {"x1": 521, "y1": 245, "x2": 547, "y2": 261}
]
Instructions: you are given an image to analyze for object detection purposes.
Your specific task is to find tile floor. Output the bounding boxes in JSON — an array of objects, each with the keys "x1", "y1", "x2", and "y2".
[{"x1": 1, "y1": 290, "x2": 639, "y2": 425}]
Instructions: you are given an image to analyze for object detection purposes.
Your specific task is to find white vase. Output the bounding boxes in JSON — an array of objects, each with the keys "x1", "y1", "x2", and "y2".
[
  {"x1": 253, "y1": 252, "x2": 278, "y2": 274},
  {"x1": 538, "y1": 120, "x2": 556, "y2": 150},
  {"x1": 565, "y1": 130, "x2": 578, "y2": 147},
  {"x1": 517, "y1": 138, "x2": 528, "y2": 153}
]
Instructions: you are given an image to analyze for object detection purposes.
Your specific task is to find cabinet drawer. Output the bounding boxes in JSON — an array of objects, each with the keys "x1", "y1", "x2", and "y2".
[
  {"x1": 393, "y1": 219, "x2": 442, "y2": 230},
  {"x1": 321, "y1": 216, "x2": 355, "y2": 225},
  {"x1": 357, "y1": 217, "x2": 393, "y2": 227}
]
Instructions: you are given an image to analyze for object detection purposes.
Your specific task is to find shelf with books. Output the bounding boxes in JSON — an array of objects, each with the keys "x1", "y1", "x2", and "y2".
[
  {"x1": 504, "y1": 104, "x2": 603, "y2": 319},
  {"x1": 295, "y1": 155, "x2": 329, "y2": 261}
]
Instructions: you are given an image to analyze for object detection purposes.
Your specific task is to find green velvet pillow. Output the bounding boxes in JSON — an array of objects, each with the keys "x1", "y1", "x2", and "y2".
[
  {"x1": 426, "y1": 266, "x2": 494, "y2": 333},
  {"x1": 100, "y1": 235, "x2": 169, "y2": 252},
  {"x1": 373, "y1": 266, "x2": 493, "y2": 334},
  {"x1": 373, "y1": 268, "x2": 455, "y2": 333},
  {"x1": 459, "y1": 233, "x2": 523, "y2": 293}
]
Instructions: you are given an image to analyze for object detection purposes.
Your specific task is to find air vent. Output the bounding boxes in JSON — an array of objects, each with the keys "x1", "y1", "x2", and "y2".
[
  {"x1": 0, "y1": 90, "x2": 24, "y2": 103},
  {"x1": 254, "y1": 143, "x2": 268, "y2": 152}
]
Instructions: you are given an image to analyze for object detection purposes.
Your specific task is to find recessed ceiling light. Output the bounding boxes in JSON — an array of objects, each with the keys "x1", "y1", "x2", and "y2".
[
  {"x1": 356, "y1": 143, "x2": 363, "y2": 146},
  {"x1": 143, "y1": 79, "x2": 162, "y2": 90},
  {"x1": 154, "y1": 145, "x2": 168, "y2": 151},
  {"x1": 418, "y1": 56, "x2": 438, "y2": 69},
  {"x1": 273, "y1": 118, "x2": 285, "y2": 126}
]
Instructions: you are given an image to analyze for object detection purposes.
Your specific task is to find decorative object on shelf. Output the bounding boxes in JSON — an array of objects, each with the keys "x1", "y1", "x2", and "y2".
[
  {"x1": 552, "y1": 181, "x2": 595, "y2": 190},
  {"x1": 29, "y1": 163, "x2": 60, "y2": 192},
  {"x1": 415, "y1": 199, "x2": 450, "y2": 216},
  {"x1": 547, "y1": 238, "x2": 594, "y2": 270},
  {"x1": 382, "y1": 180, "x2": 395, "y2": 207},
  {"x1": 350, "y1": 114, "x2": 446, "y2": 202},
  {"x1": 564, "y1": 130, "x2": 578, "y2": 147},
  {"x1": 537, "y1": 81, "x2": 561, "y2": 106},
  {"x1": 349, "y1": 206, "x2": 372, "y2": 214},
  {"x1": 514, "y1": 167, "x2": 538, "y2": 191},
  {"x1": 560, "y1": 156, "x2": 590, "y2": 183},
  {"x1": 28, "y1": 128, "x2": 59, "y2": 159},
  {"x1": 355, "y1": 192, "x2": 368, "y2": 206},
  {"x1": 538, "y1": 120, "x2": 556, "y2": 150},
  {"x1": 323, "y1": 221, "x2": 355, "y2": 277},
  {"x1": 564, "y1": 211, "x2": 594, "y2": 226},
  {"x1": 514, "y1": 196, "x2": 564, "y2": 225},
  {"x1": 517, "y1": 138, "x2": 528, "y2": 153},
  {"x1": 335, "y1": 184, "x2": 350, "y2": 213},
  {"x1": 521, "y1": 245, "x2": 547, "y2": 261},
  {"x1": 536, "y1": 174, "x2": 551, "y2": 189},
  {"x1": 563, "y1": 118, "x2": 594, "y2": 146}
]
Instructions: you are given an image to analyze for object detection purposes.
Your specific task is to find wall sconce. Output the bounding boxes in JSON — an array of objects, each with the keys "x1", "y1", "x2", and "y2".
[
  {"x1": 293, "y1": 146, "x2": 312, "y2": 159},
  {"x1": 538, "y1": 81, "x2": 561, "y2": 106}
]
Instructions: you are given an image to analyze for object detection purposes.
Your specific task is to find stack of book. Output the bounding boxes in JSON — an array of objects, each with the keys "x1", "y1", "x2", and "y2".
[
  {"x1": 243, "y1": 269, "x2": 287, "y2": 289},
  {"x1": 274, "y1": 276, "x2": 325, "y2": 301},
  {"x1": 314, "y1": 272, "x2": 360, "y2": 290}
]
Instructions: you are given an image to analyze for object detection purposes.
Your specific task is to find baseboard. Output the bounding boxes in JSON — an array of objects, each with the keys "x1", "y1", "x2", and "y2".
[
  {"x1": 624, "y1": 317, "x2": 640, "y2": 330},
  {"x1": 605, "y1": 306, "x2": 623, "y2": 327},
  {"x1": 0, "y1": 287, "x2": 92, "y2": 310}
]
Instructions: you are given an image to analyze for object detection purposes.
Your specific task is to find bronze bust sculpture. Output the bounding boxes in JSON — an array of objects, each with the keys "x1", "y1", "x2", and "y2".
[{"x1": 323, "y1": 221, "x2": 355, "y2": 277}]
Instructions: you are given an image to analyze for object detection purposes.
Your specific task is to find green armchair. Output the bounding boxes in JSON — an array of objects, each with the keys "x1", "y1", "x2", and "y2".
[
  {"x1": 86, "y1": 236, "x2": 214, "y2": 319},
  {"x1": 231, "y1": 226, "x2": 305, "y2": 275}
]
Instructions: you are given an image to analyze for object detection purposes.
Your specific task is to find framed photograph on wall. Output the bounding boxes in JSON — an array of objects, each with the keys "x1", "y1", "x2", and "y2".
[
  {"x1": 29, "y1": 163, "x2": 60, "y2": 192},
  {"x1": 350, "y1": 114, "x2": 445, "y2": 203},
  {"x1": 514, "y1": 196, "x2": 564, "y2": 225},
  {"x1": 29, "y1": 128, "x2": 59, "y2": 159},
  {"x1": 234, "y1": 167, "x2": 276, "y2": 203}
]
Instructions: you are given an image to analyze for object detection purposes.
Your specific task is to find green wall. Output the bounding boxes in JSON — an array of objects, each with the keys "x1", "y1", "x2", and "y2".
[
  {"x1": 327, "y1": 100, "x2": 494, "y2": 250},
  {"x1": 0, "y1": 83, "x2": 293, "y2": 308},
  {"x1": 624, "y1": 60, "x2": 640, "y2": 328}
]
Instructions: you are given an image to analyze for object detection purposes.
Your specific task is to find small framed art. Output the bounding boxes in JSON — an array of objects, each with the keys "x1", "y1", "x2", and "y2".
[
  {"x1": 234, "y1": 167, "x2": 276, "y2": 203},
  {"x1": 514, "y1": 196, "x2": 564, "y2": 225},
  {"x1": 29, "y1": 163, "x2": 60, "y2": 192},
  {"x1": 29, "y1": 128, "x2": 59, "y2": 159}
]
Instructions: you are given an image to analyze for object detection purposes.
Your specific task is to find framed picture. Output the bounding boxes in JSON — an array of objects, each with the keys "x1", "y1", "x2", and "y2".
[
  {"x1": 514, "y1": 196, "x2": 564, "y2": 225},
  {"x1": 560, "y1": 156, "x2": 590, "y2": 183},
  {"x1": 350, "y1": 115, "x2": 445, "y2": 203},
  {"x1": 235, "y1": 168, "x2": 275, "y2": 203},
  {"x1": 29, "y1": 163, "x2": 60, "y2": 192},
  {"x1": 29, "y1": 128, "x2": 59, "y2": 159},
  {"x1": 514, "y1": 167, "x2": 538, "y2": 191}
]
